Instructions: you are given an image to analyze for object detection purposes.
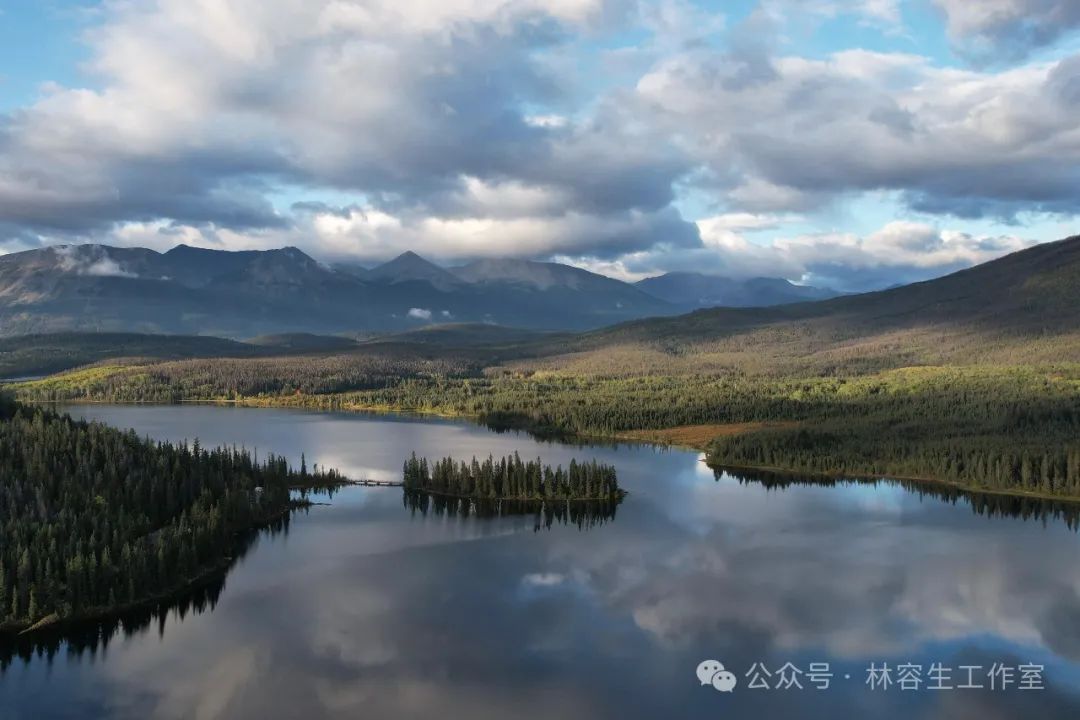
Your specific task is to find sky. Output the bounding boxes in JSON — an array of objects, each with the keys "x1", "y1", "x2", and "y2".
[{"x1": 0, "y1": 0, "x2": 1077, "y2": 292}]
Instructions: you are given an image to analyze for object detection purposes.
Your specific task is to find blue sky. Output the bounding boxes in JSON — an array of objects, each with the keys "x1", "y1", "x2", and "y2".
[
  {"x1": 0, "y1": 0, "x2": 1077, "y2": 291},
  {"x1": 0, "y1": 3, "x2": 96, "y2": 110}
]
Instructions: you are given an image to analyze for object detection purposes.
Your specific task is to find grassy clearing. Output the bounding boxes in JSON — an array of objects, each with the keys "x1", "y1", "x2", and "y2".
[{"x1": 614, "y1": 422, "x2": 799, "y2": 449}]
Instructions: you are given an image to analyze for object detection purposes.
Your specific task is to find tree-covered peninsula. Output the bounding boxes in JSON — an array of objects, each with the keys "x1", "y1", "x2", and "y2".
[
  {"x1": 0, "y1": 396, "x2": 345, "y2": 636},
  {"x1": 403, "y1": 453, "x2": 625, "y2": 501}
]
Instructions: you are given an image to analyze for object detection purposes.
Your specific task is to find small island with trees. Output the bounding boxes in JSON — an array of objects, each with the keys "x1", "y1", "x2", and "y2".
[
  {"x1": 402, "y1": 452, "x2": 626, "y2": 502},
  {"x1": 401, "y1": 453, "x2": 627, "y2": 531}
]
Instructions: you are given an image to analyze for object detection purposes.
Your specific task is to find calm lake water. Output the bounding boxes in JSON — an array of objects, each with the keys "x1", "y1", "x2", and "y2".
[{"x1": 3, "y1": 404, "x2": 1080, "y2": 719}]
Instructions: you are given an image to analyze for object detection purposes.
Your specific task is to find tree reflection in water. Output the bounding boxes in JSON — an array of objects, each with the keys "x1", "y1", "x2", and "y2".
[
  {"x1": 0, "y1": 514, "x2": 291, "y2": 669},
  {"x1": 718, "y1": 466, "x2": 1080, "y2": 530},
  {"x1": 402, "y1": 489, "x2": 623, "y2": 532}
]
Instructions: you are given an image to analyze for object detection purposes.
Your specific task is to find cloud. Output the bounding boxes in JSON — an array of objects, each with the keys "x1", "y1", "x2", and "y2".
[
  {"x1": 634, "y1": 46, "x2": 1080, "y2": 220},
  {"x1": 575, "y1": 219, "x2": 1034, "y2": 291},
  {"x1": 306, "y1": 203, "x2": 699, "y2": 262},
  {"x1": 407, "y1": 308, "x2": 433, "y2": 320},
  {"x1": 760, "y1": 0, "x2": 901, "y2": 28},
  {"x1": 53, "y1": 245, "x2": 140, "y2": 278},
  {"x1": 0, "y1": 0, "x2": 666, "y2": 233},
  {"x1": 84, "y1": 212, "x2": 1034, "y2": 293},
  {"x1": 521, "y1": 572, "x2": 566, "y2": 587},
  {"x1": 53, "y1": 199, "x2": 700, "y2": 272},
  {"x1": 933, "y1": 0, "x2": 1080, "y2": 60},
  {"x1": 775, "y1": 221, "x2": 1034, "y2": 290},
  {"x1": 81, "y1": 257, "x2": 139, "y2": 278},
  {"x1": 0, "y1": 0, "x2": 1075, "y2": 291}
]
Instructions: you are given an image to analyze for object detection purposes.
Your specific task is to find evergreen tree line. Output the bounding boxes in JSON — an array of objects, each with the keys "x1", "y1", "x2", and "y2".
[
  {"x1": 707, "y1": 419, "x2": 1080, "y2": 496},
  {"x1": 1, "y1": 525, "x2": 264, "y2": 669},
  {"x1": 14, "y1": 358, "x2": 1076, "y2": 441},
  {"x1": 12, "y1": 356, "x2": 1079, "y2": 497},
  {"x1": 0, "y1": 396, "x2": 343, "y2": 634},
  {"x1": 12, "y1": 353, "x2": 475, "y2": 403},
  {"x1": 402, "y1": 452, "x2": 625, "y2": 501}
]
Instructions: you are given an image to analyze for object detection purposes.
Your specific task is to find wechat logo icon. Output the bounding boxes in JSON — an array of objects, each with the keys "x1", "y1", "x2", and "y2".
[{"x1": 697, "y1": 660, "x2": 737, "y2": 692}]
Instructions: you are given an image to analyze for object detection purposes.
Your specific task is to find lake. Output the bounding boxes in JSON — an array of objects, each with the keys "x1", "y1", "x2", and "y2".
[{"x1": 3, "y1": 404, "x2": 1080, "y2": 719}]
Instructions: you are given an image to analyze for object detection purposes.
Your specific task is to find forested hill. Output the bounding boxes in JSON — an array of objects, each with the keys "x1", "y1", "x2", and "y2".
[
  {"x1": 0, "y1": 397, "x2": 345, "y2": 635},
  {"x1": 561, "y1": 235, "x2": 1080, "y2": 371}
]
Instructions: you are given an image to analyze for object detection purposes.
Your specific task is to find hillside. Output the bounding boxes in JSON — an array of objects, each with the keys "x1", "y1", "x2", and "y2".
[
  {"x1": 451, "y1": 257, "x2": 673, "y2": 324},
  {"x1": 522, "y1": 235, "x2": 1080, "y2": 375},
  {"x1": 0, "y1": 333, "x2": 263, "y2": 379}
]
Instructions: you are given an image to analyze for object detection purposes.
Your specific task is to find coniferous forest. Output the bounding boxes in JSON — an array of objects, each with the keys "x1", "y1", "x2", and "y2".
[
  {"x1": 0, "y1": 395, "x2": 344, "y2": 636},
  {"x1": 706, "y1": 418, "x2": 1080, "y2": 497},
  {"x1": 402, "y1": 453, "x2": 625, "y2": 501},
  {"x1": 15, "y1": 362, "x2": 1078, "y2": 499}
]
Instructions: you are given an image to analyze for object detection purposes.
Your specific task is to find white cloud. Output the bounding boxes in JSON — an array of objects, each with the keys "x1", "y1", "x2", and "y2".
[
  {"x1": 289, "y1": 202, "x2": 697, "y2": 263},
  {"x1": 81, "y1": 258, "x2": 138, "y2": 278},
  {"x1": 52, "y1": 245, "x2": 140, "y2": 278},
  {"x1": 0, "y1": 0, "x2": 661, "y2": 231},
  {"x1": 407, "y1": 307, "x2": 433, "y2": 320},
  {"x1": 522, "y1": 572, "x2": 566, "y2": 587},
  {"x1": 592, "y1": 219, "x2": 1034, "y2": 291},
  {"x1": 774, "y1": 221, "x2": 1034, "y2": 288},
  {"x1": 634, "y1": 46, "x2": 1080, "y2": 219},
  {"x1": 525, "y1": 114, "x2": 569, "y2": 128},
  {"x1": 0, "y1": 0, "x2": 1074, "y2": 291}
]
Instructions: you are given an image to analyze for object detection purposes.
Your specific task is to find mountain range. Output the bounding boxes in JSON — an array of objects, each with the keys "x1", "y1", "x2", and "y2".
[
  {"x1": 0, "y1": 243, "x2": 837, "y2": 337},
  {"x1": 1, "y1": 235, "x2": 1077, "y2": 378}
]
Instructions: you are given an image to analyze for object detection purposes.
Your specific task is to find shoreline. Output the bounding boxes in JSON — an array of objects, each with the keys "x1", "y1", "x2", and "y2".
[
  {"x1": 0, "y1": 498, "x2": 314, "y2": 643},
  {"x1": 26, "y1": 396, "x2": 1080, "y2": 507},
  {"x1": 707, "y1": 461, "x2": 1080, "y2": 505}
]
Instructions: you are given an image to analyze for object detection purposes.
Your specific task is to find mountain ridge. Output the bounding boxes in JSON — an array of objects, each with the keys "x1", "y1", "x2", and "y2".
[
  {"x1": 0, "y1": 243, "x2": 678, "y2": 336},
  {"x1": 635, "y1": 271, "x2": 841, "y2": 309}
]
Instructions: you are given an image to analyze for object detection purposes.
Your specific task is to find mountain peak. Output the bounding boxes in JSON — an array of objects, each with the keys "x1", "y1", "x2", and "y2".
[
  {"x1": 366, "y1": 251, "x2": 461, "y2": 289},
  {"x1": 379, "y1": 250, "x2": 436, "y2": 269},
  {"x1": 165, "y1": 243, "x2": 212, "y2": 256}
]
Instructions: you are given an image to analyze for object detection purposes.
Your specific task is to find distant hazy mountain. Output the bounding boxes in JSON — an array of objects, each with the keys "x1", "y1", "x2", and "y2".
[
  {"x1": 0, "y1": 244, "x2": 907, "y2": 338},
  {"x1": 636, "y1": 272, "x2": 840, "y2": 309},
  {"x1": 450, "y1": 258, "x2": 671, "y2": 322},
  {"x1": 357, "y1": 251, "x2": 464, "y2": 291},
  {"x1": 455, "y1": 258, "x2": 600, "y2": 289},
  {"x1": 0, "y1": 244, "x2": 678, "y2": 337}
]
